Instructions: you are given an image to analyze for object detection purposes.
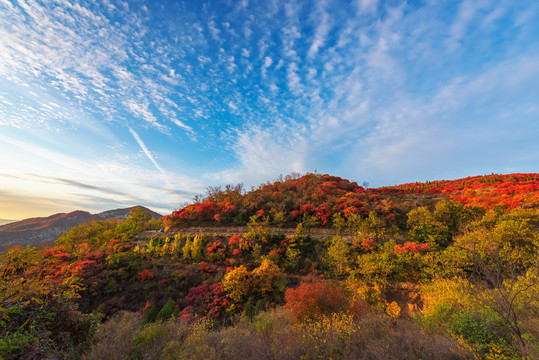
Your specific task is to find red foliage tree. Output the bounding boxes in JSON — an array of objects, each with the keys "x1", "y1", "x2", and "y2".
[
  {"x1": 232, "y1": 249, "x2": 242, "y2": 258},
  {"x1": 137, "y1": 268, "x2": 154, "y2": 281},
  {"x1": 184, "y1": 283, "x2": 230, "y2": 321},
  {"x1": 394, "y1": 242, "x2": 430, "y2": 254},
  {"x1": 228, "y1": 235, "x2": 242, "y2": 247}
]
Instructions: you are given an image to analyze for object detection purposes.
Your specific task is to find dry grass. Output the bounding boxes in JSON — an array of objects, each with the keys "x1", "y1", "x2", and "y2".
[{"x1": 87, "y1": 308, "x2": 473, "y2": 360}]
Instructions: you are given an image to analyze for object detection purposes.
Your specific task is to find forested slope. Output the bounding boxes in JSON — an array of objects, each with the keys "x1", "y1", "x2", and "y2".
[{"x1": 1, "y1": 173, "x2": 538, "y2": 359}]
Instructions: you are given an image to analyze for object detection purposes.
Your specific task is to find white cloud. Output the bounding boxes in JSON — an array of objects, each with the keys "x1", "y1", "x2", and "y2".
[
  {"x1": 307, "y1": 1, "x2": 331, "y2": 59},
  {"x1": 208, "y1": 19, "x2": 221, "y2": 42},
  {"x1": 287, "y1": 62, "x2": 302, "y2": 94},
  {"x1": 307, "y1": 67, "x2": 317, "y2": 80},
  {"x1": 228, "y1": 101, "x2": 239, "y2": 113},
  {"x1": 237, "y1": 0, "x2": 248, "y2": 11},
  {"x1": 198, "y1": 56, "x2": 211, "y2": 65},
  {"x1": 446, "y1": 0, "x2": 478, "y2": 51},
  {"x1": 215, "y1": 123, "x2": 308, "y2": 185},
  {"x1": 263, "y1": 56, "x2": 273, "y2": 67},
  {"x1": 125, "y1": 99, "x2": 166, "y2": 132},
  {"x1": 357, "y1": 0, "x2": 378, "y2": 14},
  {"x1": 366, "y1": 37, "x2": 400, "y2": 79},
  {"x1": 171, "y1": 118, "x2": 193, "y2": 133},
  {"x1": 261, "y1": 56, "x2": 273, "y2": 78},
  {"x1": 226, "y1": 55, "x2": 237, "y2": 73}
]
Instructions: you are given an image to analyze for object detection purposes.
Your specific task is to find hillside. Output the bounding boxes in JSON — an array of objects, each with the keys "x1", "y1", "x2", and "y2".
[
  {"x1": 93, "y1": 206, "x2": 162, "y2": 221},
  {"x1": 0, "y1": 205, "x2": 162, "y2": 249},
  {"x1": 164, "y1": 172, "x2": 539, "y2": 232},
  {"x1": 379, "y1": 173, "x2": 539, "y2": 209},
  {"x1": 1, "y1": 173, "x2": 538, "y2": 359}
]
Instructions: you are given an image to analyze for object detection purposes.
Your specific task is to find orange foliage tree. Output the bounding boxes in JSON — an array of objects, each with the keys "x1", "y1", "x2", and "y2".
[{"x1": 285, "y1": 279, "x2": 348, "y2": 321}]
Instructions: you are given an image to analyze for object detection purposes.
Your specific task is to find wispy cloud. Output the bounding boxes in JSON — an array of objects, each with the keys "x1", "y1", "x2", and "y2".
[
  {"x1": 307, "y1": 1, "x2": 331, "y2": 59},
  {"x1": 357, "y1": 0, "x2": 378, "y2": 14},
  {"x1": 216, "y1": 123, "x2": 309, "y2": 185},
  {"x1": 287, "y1": 62, "x2": 302, "y2": 94},
  {"x1": 446, "y1": 0, "x2": 479, "y2": 51},
  {"x1": 125, "y1": 100, "x2": 166, "y2": 132},
  {"x1": 0, "y1": 0, "x2": 194, "y2": 137},
  {"x1": 208, "y1": 19, "x2": 221, "y2": 43},
  {"x1": 48, "y1": 177, "x2": 130, "y2": 198}
]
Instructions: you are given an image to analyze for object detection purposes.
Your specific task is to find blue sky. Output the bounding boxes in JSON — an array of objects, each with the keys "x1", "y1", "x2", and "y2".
[{"x1": 0, "y1": 0, "x2": 538, "y2": 219}]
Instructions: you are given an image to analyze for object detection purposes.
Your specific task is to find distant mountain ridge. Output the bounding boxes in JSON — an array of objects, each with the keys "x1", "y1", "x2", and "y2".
[
  {"x1": 0, "y1": 219, "x2": 17, "y2": 226},
  {"x1": 0, "y1": 206, "x2": 162, "y2": 249}
]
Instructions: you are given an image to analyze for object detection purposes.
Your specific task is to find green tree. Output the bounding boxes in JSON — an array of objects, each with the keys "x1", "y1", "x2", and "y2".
[
  {"x1": 332, "y1": 213, "x2": 346, "y2": 236},
  {"x1": 327, "y1": 236, "x2": 350, "y2": 276},
  {"x1": 56, "y1": 219, "x2": 118, "y2": 251},
  {"x1": 434, "y1": 199, "x2": 476, "y2": 238},
  {"x1": 449, "y1": 208, "x2": 539, "y2": 356},
  {"x1": 407, "y1": 207, "x2": 449, "y2": 246},
  {"x1": 142, "y1": 304, "x2": 159, "y2": 324},
  {"x1": 0, "y1": 248, "x2": 96, "y2": 358},
  {"x1": 155, "y1": 298, "x2": 177, "y2": 322},
  {"x1": 115, "y1": 207, "x2": 152, "y2": 236},
  {"x1": 347, "y1": 211, "x2": 382, "y2": 240}
]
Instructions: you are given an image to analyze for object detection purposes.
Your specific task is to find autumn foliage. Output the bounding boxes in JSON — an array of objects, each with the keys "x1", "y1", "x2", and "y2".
[
  {"x1": 285, "y1": 279, "x2": 348, "y2": 321},
  {"x1": 137, "y1": 268, "x2": 155, "y2": 281},
  {"x1": 394, "y1": 242, "x2": 430, "y2": 254},
  {"x1": 1, "y1": 173, "x2": 538, "y2": 359},
  {"x1": 163, "y1": 173, "x2": 382, "y2": 229},
  {"x1": 380, "y1": 173, "x2": 539, "y2": 210}
]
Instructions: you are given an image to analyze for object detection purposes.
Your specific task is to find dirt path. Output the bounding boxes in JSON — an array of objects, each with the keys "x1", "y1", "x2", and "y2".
[{"x1": 139, "y1": 226, "x2": 357, "y2": 242}]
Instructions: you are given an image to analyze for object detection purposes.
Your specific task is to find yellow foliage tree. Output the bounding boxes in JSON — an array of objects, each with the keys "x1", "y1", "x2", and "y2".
[
  {"x1": 223, "y1": 265, "x2": 251, "y2": 303},
  {"x1": 251, "y1": 259, "x2": 286, "y2": 297},
  {"x1": 385, "y1": 301, "x2": 401, "y2": 319}
]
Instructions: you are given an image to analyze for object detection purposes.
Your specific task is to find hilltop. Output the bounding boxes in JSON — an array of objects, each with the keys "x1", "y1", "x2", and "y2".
[{"x1": 164, "y1": 172, "x2": 538, "y2": 231}]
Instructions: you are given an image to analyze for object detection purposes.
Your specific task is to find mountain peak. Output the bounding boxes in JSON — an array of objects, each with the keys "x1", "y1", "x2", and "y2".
[{"x1": 0, "y1": 206, "x2": 162, "y2": 249}]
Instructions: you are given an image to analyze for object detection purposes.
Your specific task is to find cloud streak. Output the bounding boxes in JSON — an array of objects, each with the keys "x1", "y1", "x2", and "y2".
[{"x1": 128, "y1": 127, "x2": 168, "y2": 183}]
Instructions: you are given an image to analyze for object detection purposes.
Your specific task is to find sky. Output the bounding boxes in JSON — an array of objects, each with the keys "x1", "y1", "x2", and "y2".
[{"x1": 0, "y1": 0, "x2": 538, "y2": 220}]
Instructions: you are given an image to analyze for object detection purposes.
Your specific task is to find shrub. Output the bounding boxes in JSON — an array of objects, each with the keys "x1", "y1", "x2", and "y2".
[
  {"x1": 87, "y1": 312, "x2": 139, "y2": 360},
  {"x1": 130, "y1": 319, "x2": 186, "y2": 360},
  {"x1": 137, "y1": 269, "x2": 154, "y2": 282},
  {"x1": 449, "y1": 310, "x2": 512, "y2": 355},
  {"x1": 285, "y1": 279, "x2": 347, "y2": 321}
]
